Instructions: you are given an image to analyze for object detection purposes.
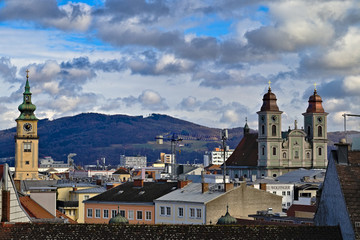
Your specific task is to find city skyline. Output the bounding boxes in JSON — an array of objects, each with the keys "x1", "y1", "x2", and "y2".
[{"x1": 0, "y1": 0, "x2": 359, "y2": 132}]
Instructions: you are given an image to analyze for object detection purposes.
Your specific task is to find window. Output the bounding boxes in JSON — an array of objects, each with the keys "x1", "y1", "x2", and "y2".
[
  {"x1": 262, "y1": 146, "x2": 265, "y2": 156},
  {"x1": 120, "y1": 210, "x2": 125, "y2": 217},
  {"x1": 190, "y1": 208, "x2": 195, "y2": 218},
  {"x1": 283, "y1": 152, "x2": 286, "y2": 158},
  {"x1": 272, "y1": 125, "x2": 276, "y2": 136},
  {"x1": 103, "y1": 209, "x2": 109, "y2": 219},
  {"x1": 196, "y1": 209, "x2": 202, "y2": 219},
  {"x1": 273, "y1": 191, "x2": 276, "y2": 195},
  {"x1": 25, "y1": 161, "x2": 30, "y2": 165},
  {"x1": 261, "y1": 125, "x2": 265, "y2": 135},
  {"x1": 136, "y1": 211, "x2": 143, "y2": 220},
  {"x1": 272, "y1": 174, "x2": 277, "y2": 178},
  {"x1": 95, "y1": 209, "x2": 101, "y2": 218},
  {"x1": 87, "y1": 208, "x2": 93, "y2": 218},
  {"x1": 287, "y1": 191, "x2": 291, "y2": 196},
  {"x1": 111, "y1": 210, "x2": 117, "y2": 218},
  {"x1": 24, "y1": 143, "x2": 31, "y2": 152},
  {"x1": 166, "y1": 207, "x2": 171, "y2": 216},
  {"x1": 273, "y1": 147, "x2": 276, "y2": 155},
  {"x1": 145, "y1": 211, "x2": 152, "y2": 221},
  {"x1": 282, "y1": 191, "x2": 286, "y2": 196},
  {"x1": 84, "y1": 195, "x2": 90, "y2": 200},
  {"x1": 178, "y1": 207, "x2": 184, "y2": 217},
  {"x1": 128, "y1": 210, "x2": 134, "y2": 220},
  {"x1": 318, "y1": 126, "x2": 322, "y2": 137},
  {"x1": 300, "y1": 193, "x2": 311, "y2": 198},
  {"x1": 295, "y1": 151, "x2": 299, "y2": 158},
  {"x1": 306, "y1": 152, "x2": 310, "y2": 158},
  {"x1": 160, "y1": 206, "x2": 165, "y2": 216},
  {"x1": 318, "y1": 147, "x2": 322, "y2": 156},
  {"x1": 287, "y1": 202, "x2": 291, "y2": 207},
  {"x1": 307, "y1": 126, "x2": 311, "y2": 136}
]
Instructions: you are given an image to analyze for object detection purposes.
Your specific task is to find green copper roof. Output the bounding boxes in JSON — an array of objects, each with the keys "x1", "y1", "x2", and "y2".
[
  {"x1": 217, "y1": 206, "x2": 237, "y2": 225},
  {"x1": 17, "y1": 72, "x2": 37, "y2": 120},
  {"x1": 109, "y1": 213, "x2": 129, "y2": 225}
]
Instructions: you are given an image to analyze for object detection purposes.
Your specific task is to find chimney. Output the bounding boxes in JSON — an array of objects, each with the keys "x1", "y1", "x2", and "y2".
[
  {"x1": 202, "y1": 182, "x2": 209, "y2": 193},
  {"x1": 177, "y1": 180, "x2": 191, "y2": 189},
  {"x1": 225, "y1": 183, "x2": 234, "y2": 192},
  {"x1": 260, "y1": 183, "x2": 267, "y2": 191},
  {"x1": 134, "y1": 179, "x2": 144, "y2": 187},
  {"x1": 334, "y1": 139, "x2": 351, "y2": 165}
]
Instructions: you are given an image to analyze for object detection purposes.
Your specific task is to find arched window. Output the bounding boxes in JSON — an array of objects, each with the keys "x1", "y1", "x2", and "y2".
[
  {"x1": 283, "y1": 152, "x2": 286, "y2": 159},
  {"x1": 273, "y1": 147, "x2": 276, "y2": 155},
  {"x1": 306, "y1": 152, "x2": 310, "y2": 158},
  {"x1": 318, "y1": 147, "x2": 322, "y2": 156},
  {"x1": 273, "y1": 174, "x2": 277, "y2": 177},
  {"x1": 295, "y1": 151, "x2": 299, "y2": 158},
  {"x1": 262, "y1": 146, "x2": 265, "y2": 156},
  {"x1": 272, "y1": 125, "x2": 276, "y2": 136},
  {"x1": 318, "y1": 126, "x2": 322, "y2": 137},
  {"x1": 262, "y1": 125, "x2": 265, "y2": 135},
  {"x1": 307, "y1": 126, "x2": 311, "y2": 136}
]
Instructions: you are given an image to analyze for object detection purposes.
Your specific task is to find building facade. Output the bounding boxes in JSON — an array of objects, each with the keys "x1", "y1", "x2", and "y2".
[
  {"x1": 14, "y1": 72, "x2": 39, "y2": 180},
  {"x1": 120, "y1": 155, "x2": 147, "y2": 168},
  {"x1": 226, "y1": 86, "x2": 328, "y2": 178},
  {"x1": 203, "y1": 147, "x2": 234, "y2": 167}
]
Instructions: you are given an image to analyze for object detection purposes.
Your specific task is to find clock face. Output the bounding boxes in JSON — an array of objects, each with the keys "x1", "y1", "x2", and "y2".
[
  {"x1": 23, "y1": 123, "x2": 32, "y2": 132},
  {"x1": 271, "y1": 115, "x2": 277, "y2": 121},
  {"x1": 317, "y1": 117, "x2": 323, "y2": 123}
]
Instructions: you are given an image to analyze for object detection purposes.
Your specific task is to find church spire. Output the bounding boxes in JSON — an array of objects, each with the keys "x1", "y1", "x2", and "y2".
[{"x1": 17, "y1": 70, "x2": 37, "y2": 120}]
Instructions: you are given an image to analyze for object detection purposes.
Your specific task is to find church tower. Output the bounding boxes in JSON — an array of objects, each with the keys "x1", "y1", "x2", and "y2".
[
  {"x1": 302, "y1": 87, "x2": 328, "y2": 168},
  {"x1": 257, "y1": 83, "x2": 283, "y2": 171},
  {"x1": 14, "y1": 71, "x2": 39, "y2": 180}
]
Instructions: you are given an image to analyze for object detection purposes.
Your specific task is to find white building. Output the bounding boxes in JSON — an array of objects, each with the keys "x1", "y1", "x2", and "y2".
[
  {"x1": 120, "y1": 155, "x2": 147, "y2": 168},
  {"x1": 203, "y1": 147, "x2": 234, "y2": 167}
]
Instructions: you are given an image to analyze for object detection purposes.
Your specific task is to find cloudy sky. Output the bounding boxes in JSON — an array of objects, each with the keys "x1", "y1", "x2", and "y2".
[{"x1": 0, "y1": 0, "x2": 359, "y2": 132}]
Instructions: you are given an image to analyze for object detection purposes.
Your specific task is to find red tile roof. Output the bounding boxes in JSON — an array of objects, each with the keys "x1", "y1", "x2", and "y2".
[
  {"x1": 226, "y1": 133, "x2": 258, "y2": 167},
  {"x1": 19, "y1": 196, "x2": 54, "y2": 219},
  {"x1": 336, "y1": 151, "x2": 360, "y2": 238},
  {"x1": 286, "y1": 204, "x2": 316, "y2": 217}
]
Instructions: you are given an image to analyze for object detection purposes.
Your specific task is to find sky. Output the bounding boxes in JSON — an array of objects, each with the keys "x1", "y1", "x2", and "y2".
[{"x1": 0, "y1": 0, "x2": 359, "y2": 132}]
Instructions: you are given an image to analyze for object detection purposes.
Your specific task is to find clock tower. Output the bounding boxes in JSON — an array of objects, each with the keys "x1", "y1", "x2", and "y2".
[{"x1": 14, "y1": 71, "x2": 39, "y2": 180}]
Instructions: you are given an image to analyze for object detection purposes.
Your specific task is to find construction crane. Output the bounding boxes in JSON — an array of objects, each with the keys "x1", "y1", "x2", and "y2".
[{"x1": 342, "y1": 113, "x2": 360, "y2": 141}]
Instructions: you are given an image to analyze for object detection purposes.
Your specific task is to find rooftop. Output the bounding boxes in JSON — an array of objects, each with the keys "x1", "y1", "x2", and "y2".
[{"x1": 225, "y1": 133, "x2": 258, "y2": 167}]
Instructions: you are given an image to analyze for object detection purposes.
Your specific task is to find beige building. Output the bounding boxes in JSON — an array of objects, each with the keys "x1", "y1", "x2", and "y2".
[
  {"x1": 14, "y1": 72, "x2": 39, "y2": 180},
  {"x1": 154, "y1": 182, "x2": 282, "y2": 225}
]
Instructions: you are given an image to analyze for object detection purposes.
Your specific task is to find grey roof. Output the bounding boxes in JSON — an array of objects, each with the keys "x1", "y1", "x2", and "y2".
[
  {"x1": 73, "y1": 187, "x2": 106, "y2": 194},
  {"x1": 252, "y1": 177, "x2": 290, "y2": 185},
  {"x1": 53, "y1": 183, "x2": 100, "y2": 188},
  {"x1": 155, "y1": 183, "x2": 225, "y2": 204},
  {"x1": 275, "y1": 169, "x2": 325, "y2": 183},
  {"x1": 22, "y1": 180, "x2": 58, "y2": 192}
]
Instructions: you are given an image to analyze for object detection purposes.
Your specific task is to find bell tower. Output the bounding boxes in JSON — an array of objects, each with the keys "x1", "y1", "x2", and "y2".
[
  {"x1": 302, "y1": 85, "x2": 328, "y2": 168},
  {"x1": 257, "y1": 82, "x2": 283, "y2": 170},
  {"x1": 14, "y1": 70, "x2": 39, "y2": 180}
]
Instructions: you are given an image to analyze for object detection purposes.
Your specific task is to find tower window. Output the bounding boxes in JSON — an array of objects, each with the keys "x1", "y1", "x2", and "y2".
[
  {"x1": 306, "y1": 152, "x2": 310, "y2": 158},
  {"x1": 283, "y1": 152, "x2": 286, "y2": 158},
  {"x1": 318, "y1": 126, "x2": 322, "y2": 137},
  {"x1": 273, "y1": 147, "x2": 276, "y2": 155},
  {"x1": 295, "y1": 151, "x2": 299, "y2": 158},
  {"x1": 272, "y1": 125, "x2": 276, "y2": 136},
  {"x1": 24, "y1": 143, "x2": 31, "y2": 152},
  {"x1": 261, "y1": 125, "x2": 265, "y2": 135},
  {"x1": 25, "y1": 161, "x2": 29, "y2": 165},
  {"x1": 262, "y1": 146, "x2": 265, "y2": 156},
  {"x1": 318, "y1": 147, "x2": 322, "y2": 156},
  {"x1": 307, "y1": 126, "x2": 311, "y2": 136}
]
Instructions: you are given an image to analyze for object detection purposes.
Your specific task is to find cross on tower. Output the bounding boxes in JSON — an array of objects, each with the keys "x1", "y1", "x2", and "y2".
[
  {"x1": 314, "y1": 82, "x2": 317, "y2": 91},
  {"x1": 268, "y1": 80, "x2": 271, "y2": 90},
  {"x1": 26, "y1": 69, "x2": 29, "y2": 79}
]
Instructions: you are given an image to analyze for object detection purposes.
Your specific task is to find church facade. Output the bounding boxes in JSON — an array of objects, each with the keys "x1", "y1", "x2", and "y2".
[
  {"x1": 14, "y1": 71, "x2": 39, "y2": 180},
  {"x1": 226, "y1": 86, "x2": 328, "y2": 178}
]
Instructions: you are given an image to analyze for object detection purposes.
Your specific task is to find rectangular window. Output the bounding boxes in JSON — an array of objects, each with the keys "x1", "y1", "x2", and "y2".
[
  {"x1": 111, "y1": 210, "x2": 117, "y2": 218},
  {"x1": 24, "y1": 143, "x2": 31, "y2": 152},
  {"x1": 196, "y1": 209, "x2": 202, "y2": 219},
  {"x1": 136, "y1": 211, "x2": 143, "y2": 220},
  {"x1": 166, "y1": 207, "x2": 171, "y2": 216},
  {"x1": 103, "y1": 209, "x2": 109, "y2": 219},
  {"x1": 87, "y1": 208, "x2": 93, "y2": 218},
  {"x1": 190, "y1": 208, "x2": 195, "y2": 218},
  {"x1": 120, "y1": 210, "x2": 125, "y2": 217},
  {"x1": 160, "y1": 206, "x2": 165, "y2": 216},
  {"x1": 273, "y1": 191, "x2": 277, "y2": 195},
  {"x1": 128, "y1": 210, "x2": 134, "y2": 220},
  {"x1": 287, "y1": 202, "x2": 291, "y2": 207},
  {"x1": 287, "y1": 191, "x2": 291, "y2": 196},
  {"x1": 282, "y1": 191, "x2": 286, "y2": 196},
  {"x1": 25, "y1": 161, "x2": 30, "y2": 165},
  {"x1": 178, "y1": 207, "x2": 184, "y2": 217},
  {"x1": 95, "y1": 209, "x2": 101, "y2": 218},
  {"x1": 145, "y1": 211, "x2": 152, "y2": 221}
]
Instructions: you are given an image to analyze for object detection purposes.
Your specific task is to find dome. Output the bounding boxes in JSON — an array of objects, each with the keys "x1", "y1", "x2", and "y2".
[
  {"x1": 260, "y1": 88, "x2": 280, "y2": 111},
  {"x1": 217, "y1": 206, "x2": 237, "y2": 225},
  {"x1": 305, "y1": 89, "x2": 325, "y2": 113},
  {"x1": 109, "y1": 213, "x2": 129, "y2": 225}
]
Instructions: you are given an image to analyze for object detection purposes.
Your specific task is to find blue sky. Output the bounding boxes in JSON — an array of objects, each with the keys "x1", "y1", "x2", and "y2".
[{"x1": 0, "y1": 0, "x2": 359, "y2": 132}]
